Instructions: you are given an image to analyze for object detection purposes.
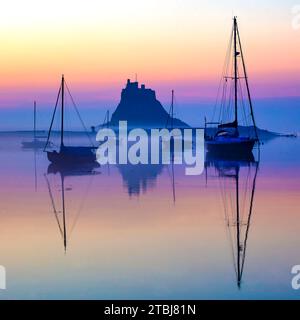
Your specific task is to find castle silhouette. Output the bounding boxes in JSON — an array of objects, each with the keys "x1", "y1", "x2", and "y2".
[{"x1": 109, "y1": 79, "x2": 189, "y2": 129}]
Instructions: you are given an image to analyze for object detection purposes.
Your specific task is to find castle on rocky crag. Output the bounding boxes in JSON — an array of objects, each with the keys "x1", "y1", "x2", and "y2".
[{"x1": 109, "y1": 79, "x2": 189, "y2": 129}]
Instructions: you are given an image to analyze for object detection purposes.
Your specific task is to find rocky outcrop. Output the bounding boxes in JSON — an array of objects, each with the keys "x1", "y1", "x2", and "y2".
[{"x1": 109, "y1": 79, "x2": 189, "y2": 128}]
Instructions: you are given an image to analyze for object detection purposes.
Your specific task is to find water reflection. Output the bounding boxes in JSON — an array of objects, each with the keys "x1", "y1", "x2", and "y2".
[
  {"x1": 43, "y1": 139, "x2": 259, "y2": 288},
  {"x1": 116, "y1": 143, "x2": 185, "y2": 197},
  {"x1": 45, "y1": 163, "x2": 100, "y2": 252},
  {"x1": 117, "y1": 163, "x2": 164, "y2": 196},
  {"x1": 0, "y1": 132, "x2": 298, "y2": 299},
  {"x1": 205, "y1": 152, "x2": 259, "y2": 288}
]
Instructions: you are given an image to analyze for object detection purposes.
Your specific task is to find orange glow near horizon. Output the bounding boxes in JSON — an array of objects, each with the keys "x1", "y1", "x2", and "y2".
[{"x1": 0, "y1": 0, "x2": 299, "y2": 105}]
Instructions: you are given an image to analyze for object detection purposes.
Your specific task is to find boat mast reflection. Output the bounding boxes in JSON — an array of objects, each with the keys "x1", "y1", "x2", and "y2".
[
  {"x1": 44, "y1": 163, "x2": 100, "y2": 253},
  {"x1": 205, "y1": 153, "x2": 259, "y2": 288}
]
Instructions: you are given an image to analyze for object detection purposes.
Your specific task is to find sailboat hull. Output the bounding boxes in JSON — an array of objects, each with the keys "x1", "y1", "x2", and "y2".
[
  {"x1": 47, "y1": 147, "x2": 97, "y2": 164},
  {"x1": 206, "y1": 138, "x2": 255, "y2": 156}
]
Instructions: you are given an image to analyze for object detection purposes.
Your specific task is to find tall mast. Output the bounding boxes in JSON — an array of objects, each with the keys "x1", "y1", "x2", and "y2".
[
  {"x1": 235, "y1": 166, "x2": 241, "y2": 288},
  {"x1": 171, "y1": 159, "x2": 176, "y2": 205},
  {"x1": 33, "y1": 101, "x2": 36, "y2": 139},
  {"x1": 171, "y1": 90, "x2": 174, "y2": 130},
  {"x1": 240, "y1": 161, "x2": 259, "y2": 281},
  {"x1": 61, "y1": 174, "x2": 67, "y2": 253},
  {"x1": 233, "y1": 17, "x2": 238, "y2": 126},
  {"x1": 61, "y1": 75, "x2": 65, "y2": 148}
]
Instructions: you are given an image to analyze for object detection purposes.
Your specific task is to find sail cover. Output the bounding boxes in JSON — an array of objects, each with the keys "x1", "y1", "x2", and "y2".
[{"x1": 218, "y1": 120, "x2": 238, "y2": 129}]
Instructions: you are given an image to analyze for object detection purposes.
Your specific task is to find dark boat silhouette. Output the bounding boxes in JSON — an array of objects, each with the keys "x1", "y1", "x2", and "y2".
[
  {"x1": 205, "y1": 153, "x2": 259, "y2": 288},
  {"x1": 205, "y1": 17, "x2": 259, "y2": 156},
  {"x1": 47, "y1": 162, "x2": 100, "y2": 176},
  {"x1": 44, "y1": 75, "x2": 97, "y2": 165},
  {"x1": 22, "y1": 101, "x2": 47, "y2": 149}
]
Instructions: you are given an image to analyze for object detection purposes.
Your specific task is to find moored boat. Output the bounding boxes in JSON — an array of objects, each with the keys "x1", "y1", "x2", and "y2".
[
  {"x1": 205, "y1": 17, "x2": 259, "y2": 156},
  {"x1": 22, "y1": 101, "x2": 47, "y2": 149},
  {"x1": 44, "y1": 75, "x2": 97, "y2": 164}
]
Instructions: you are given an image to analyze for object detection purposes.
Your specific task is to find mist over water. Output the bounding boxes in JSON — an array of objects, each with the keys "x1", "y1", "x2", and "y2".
[
  {"x1": 1, "y1": 97, "x2": 299, "y2": 133},
  {"x1": 0, "y1": 132, "x2": 299, "y2": 299}
]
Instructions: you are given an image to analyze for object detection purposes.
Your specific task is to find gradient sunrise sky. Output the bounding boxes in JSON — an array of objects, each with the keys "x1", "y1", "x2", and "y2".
[{"x1": 0, "y1": 0, "x2": 299, "y2": 109}]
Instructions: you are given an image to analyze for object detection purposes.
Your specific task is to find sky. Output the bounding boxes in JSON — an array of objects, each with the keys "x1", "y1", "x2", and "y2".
[{"x1": 0, "y1": 0, "x2": 299, "y2": 130}]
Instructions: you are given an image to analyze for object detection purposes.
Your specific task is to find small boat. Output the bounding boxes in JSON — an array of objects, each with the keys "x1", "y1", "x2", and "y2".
[
  {"x1": 163, "y1": 90, "x2": 189, "y2": 153},
  {"x1": 22, "y1": 101, "x2": 47, "y2": 149},
  {"x1": 205, "y1": 17, "x2": 259, "y2": 156},
  {"x1": 44, "y1": 75, "x2": 97, "y2": 165},
  {"x1": 91, "y1": 109, "x2": 110, "y2": 134}
]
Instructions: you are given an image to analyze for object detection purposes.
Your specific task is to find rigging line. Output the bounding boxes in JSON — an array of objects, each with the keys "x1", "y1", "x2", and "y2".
[
  {"x1": 218, "y1": 174, "x2": 228, "y2": 224},
  {"x1": 241, "y1": 166, "x2": 251, "y2": 221},
  {"x1": 236, "y1": 24, "x2": 259, "y2": 142},
  {"x1": 220, "y1": 183, "x2": 235, "y2": 271},
  {"x1": 220, "y1": 34, "x2": 234, "y2": 124},
  {"x1": 223, "y1": 172, "x2": 235, "y2": 221},
  {"x1": 212, "y1": 24, "x2": 234, "y2": 122},
  {"x1": 44, "y1": 85, "x2": 61, "y2": 151},
  {"x1": 237, "y1": 65, "x2": 249, "y2": 127},
  {"x1": 219, "y1": 76, "x2": 228, "y2": 123},
  {"x1": 241, "y1": 167, "x2": 250, "y2": 218},
  {"x1": 221, "y1": 82, "x2": 227, "y2": 123},
  {"x1": 223, "y1": 60, "x2": 233, "y2": 124},
  {"x1": 230, "y1": 176, "x2": 236, "y2": 222},
  {"x1": 224, "y1": 42, "x2": 234, "y2": 123},
  {"x1": 67, "y1": 83, "x2": 94, "y2": 146},
  {"x1": 221, "y1": 175, "x2": 234, "y2": 224},
  {"x1": 222, "y1": 190, "x2": 238, "y2": 281},
  {"x1": 64, "y1": 81, "x2": 95, "y2": 147},
  {"x1": 240, "y1": 162, "x2": 259, "y2": 278},
  {"x1": 44, "y1": 174, "x2": 64, "y2": 239},
  {"x1": 69, "y1": 171, "x2": 96, "y2": 238},
  {"x1": 221, "y1": 46, "x2": 230, "y2": 123},
  {"x1": 220, "y1": 176, "x2": 238, "y2": 279},
  {"x1": 238, "y1": 74, "x2": 247, "y2": 127},
  {"x1": 219, "y1": 172, "x2": 240, "y2": 281},
  {"x1": 229, "y1": 219, "x2": 238, "y2": 279},
  {"x1": 219, "y1": 177, "x2": 227, "y2": 220}
]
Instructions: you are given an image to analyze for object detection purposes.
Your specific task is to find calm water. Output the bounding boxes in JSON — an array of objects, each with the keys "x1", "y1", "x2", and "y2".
[{"x1": 0, "y1": 132, "x2": 299, "y2": 299}]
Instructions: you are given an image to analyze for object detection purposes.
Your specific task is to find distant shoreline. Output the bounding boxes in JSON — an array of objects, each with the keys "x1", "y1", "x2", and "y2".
[{"x1": 0, "y1": 126, "x2": 296, "y2": 139}]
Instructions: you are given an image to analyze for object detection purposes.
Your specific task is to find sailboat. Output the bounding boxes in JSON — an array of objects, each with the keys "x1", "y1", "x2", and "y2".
[
  {"x1": 44, "y1": 75, "x2": 97, "y2": 165},
  {"x1": 205, "y1": 153, "x2": 259, "y2": 288},
  {"x1": 166, "y1": 90, "x2": 175, "y2": 130},
  {"x1": 103, "y1": 110, "x2": 110, "y2": 129},
  {"x1": 205, "y1": 17, "x2": 259, "y2": 156},
  {"x1": 163, "y1": 90, "x2": 188, "y2": 153},
  {"x1": 91, "y1": 109, "x2": 110, "y2": 134},
  {"x1": 22, "y1": 101, "x2": 47, "y2": 149}
]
